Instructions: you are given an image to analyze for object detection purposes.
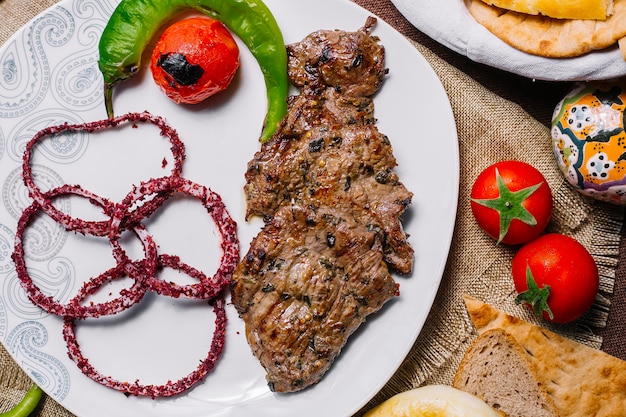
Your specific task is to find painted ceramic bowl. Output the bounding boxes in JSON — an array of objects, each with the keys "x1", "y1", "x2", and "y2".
[{"x1": 552, "y1": 82, "x2": 626, "y2": 204}]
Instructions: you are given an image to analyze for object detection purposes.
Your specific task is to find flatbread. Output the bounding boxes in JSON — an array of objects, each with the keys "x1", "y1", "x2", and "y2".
[
  {"x1": 467, "y1": 0, "x2": 626, "y2": 58},
  {"x1": 478, "y1": 0, "x2": 612, "y2": 20},
  {"x1": 463, "y1": 294, "x2": 626, "y2": 416}
]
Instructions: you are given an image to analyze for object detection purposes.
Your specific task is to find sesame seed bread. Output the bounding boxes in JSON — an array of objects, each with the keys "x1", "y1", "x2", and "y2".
[
  {"x1": 463, "y1": 295, "x2": 626, "y2": 416},
  {"x1": 453, "y1": 328, "x2": 560, "y2": 417}
]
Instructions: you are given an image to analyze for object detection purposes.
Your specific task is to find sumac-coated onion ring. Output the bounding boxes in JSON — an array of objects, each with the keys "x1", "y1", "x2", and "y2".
[
  {"x1": 113, "y1": 175, "x2": 239, "y2": 299},
  {"x1": 63, "y1": 293, "x2": 227, "y2": 398},
  {"x1": 108, "y1": 224, "x2": 228, "y2": 300},
  {"x1": 12, "y1": 185, "x2": 154, "y2": 318},
  {"x1": 153, "y1": 253, "x2": 228, "y2": 299},
  {"x1": 13, "y1": 111, "x2": 238, "y2": 397},
  {"x1": 21, "y1": 111, "x2": 186, "y2": 236}
]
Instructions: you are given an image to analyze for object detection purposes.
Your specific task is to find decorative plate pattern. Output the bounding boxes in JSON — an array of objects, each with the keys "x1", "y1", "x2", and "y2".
[{"x1": 0, "y1": 0, "x2": 459, "y2": 415}]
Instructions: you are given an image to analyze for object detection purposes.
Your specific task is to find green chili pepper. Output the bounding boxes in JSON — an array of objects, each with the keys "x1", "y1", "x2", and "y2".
[
  {"x1": 0, "y1": 384, "x2": 43, "y2": 417},
  {"x1": 98, "y1": 0, "x2": 289, "y2": 142}
]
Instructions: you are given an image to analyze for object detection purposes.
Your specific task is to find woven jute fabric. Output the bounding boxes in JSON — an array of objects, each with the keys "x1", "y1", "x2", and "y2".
[
  {"x1": 355, "y1": 38, "x2": 624, "y2": 415},
  {"x1": 1, "y1": 0, "x2": 623, "y2": 416}
]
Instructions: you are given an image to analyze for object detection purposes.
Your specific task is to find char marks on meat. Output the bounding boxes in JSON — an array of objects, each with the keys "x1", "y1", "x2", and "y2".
[
  {"x1": 232, "y1": 204, "x2": 398, "y2": 392},
  {"x1": 232, "y1": 17, "x2": 414, "y2": 392}
]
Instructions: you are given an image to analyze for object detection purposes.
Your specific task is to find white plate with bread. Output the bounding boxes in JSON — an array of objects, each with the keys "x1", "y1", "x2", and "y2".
[{"x1": 391, "y1": 0, "x2": 626, "y2": 81}]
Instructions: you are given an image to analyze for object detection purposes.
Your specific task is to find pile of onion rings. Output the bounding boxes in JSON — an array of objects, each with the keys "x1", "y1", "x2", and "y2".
[{"x1": 11, "y1": 111, "x2": 239, "y2": 398}]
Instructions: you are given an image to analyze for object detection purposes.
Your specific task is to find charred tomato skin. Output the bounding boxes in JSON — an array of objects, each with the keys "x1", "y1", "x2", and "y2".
[
  {"x1": 150, "y1": 16, "x2": 240, "y2": 104},
  {"x1": 512, "y1": 233, "x2": 599, "y2": 324},
  {"x1": 470, "y1": 160, "x2": 553, "y2": 245}
]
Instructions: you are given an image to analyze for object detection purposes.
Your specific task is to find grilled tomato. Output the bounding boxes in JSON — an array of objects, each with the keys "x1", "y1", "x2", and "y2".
[{"x1": 150, "y1": 16, "x2": 240, "y2": 104}]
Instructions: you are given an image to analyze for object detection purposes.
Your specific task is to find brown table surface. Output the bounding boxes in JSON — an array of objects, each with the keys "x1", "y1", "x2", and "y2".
[{"x1": 1, "y1": 0, "x2": 626, "y2": 416}]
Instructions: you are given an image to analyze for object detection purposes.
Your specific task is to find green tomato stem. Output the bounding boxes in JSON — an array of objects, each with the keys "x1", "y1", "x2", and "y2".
[
  {"x1": 515, "y1": 264, "x2": 554, "y2": 320},
  {"x1": 104, "y1": 83, "x2": 115, "y2": 120},
  {"x1": 471, "y1": 168, "x2": 540, "y2": 244}
]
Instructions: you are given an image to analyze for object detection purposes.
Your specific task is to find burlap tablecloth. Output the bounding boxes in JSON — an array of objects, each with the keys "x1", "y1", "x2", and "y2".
[{"x1": 1, "y1": 0, "x2": 624, "y2": 416}]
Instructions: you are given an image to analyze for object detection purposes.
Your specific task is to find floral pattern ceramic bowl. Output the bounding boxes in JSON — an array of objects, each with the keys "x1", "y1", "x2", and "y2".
[{"x1": 552, "y1": 82, "x2": 626, "y2": 204}]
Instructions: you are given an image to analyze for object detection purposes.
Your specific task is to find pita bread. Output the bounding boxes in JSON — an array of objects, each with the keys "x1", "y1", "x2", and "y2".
[
  {"x1": 478, "y1": 0, "x2": 613, "y2": 20},
  {"x1": 463, "y1": 294, "x2": 626, "y2": 416},
  {"x1": 467, "y1": 0, "x2": 626, "y2": 58}
]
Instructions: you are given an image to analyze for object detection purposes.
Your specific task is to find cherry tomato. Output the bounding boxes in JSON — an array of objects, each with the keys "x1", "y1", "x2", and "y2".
[
  {"x1": 512, "y1": 233, "x2": 599, "y2": 323},
  {"x1": 470, "y1": 160, "x2": 553, "y2": 245},
  {"x1": 150, "y1": 16, "x2": 240, "y2": 104}
]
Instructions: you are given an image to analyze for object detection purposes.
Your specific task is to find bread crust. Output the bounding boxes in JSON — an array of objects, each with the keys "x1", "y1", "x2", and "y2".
[
  {"x1": 454, "y1": 328, "x2": 560, "y2": 417},
  {"x1": 479, "y1": 0, "x2": 612, "y2": 20},
  {"x1": 463, "y1": 295, "x2": 626, "y2": 417},
  {"x1": 467, "y1": 0, "x2": 626, "y2": 58}
]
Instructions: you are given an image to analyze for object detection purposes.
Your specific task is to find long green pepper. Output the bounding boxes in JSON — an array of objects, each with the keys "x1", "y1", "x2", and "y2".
[
  {"x1": 98, "y1": 0, "x2": 289, "y2": 142},
  {"x1": 0, "y1": 384, "x2": 43, "y2": 417}
]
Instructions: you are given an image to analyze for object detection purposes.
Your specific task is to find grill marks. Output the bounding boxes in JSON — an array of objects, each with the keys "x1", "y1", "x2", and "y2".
[
  {"x1": 233, "y1": 205, "x2": 398, "y2": 392},
  {"x1": 244, "y1": 112, "x2": 413, "y2": 274},
  {"x1": 232, "y1": 17, "x2": 413, "y2": 392}
]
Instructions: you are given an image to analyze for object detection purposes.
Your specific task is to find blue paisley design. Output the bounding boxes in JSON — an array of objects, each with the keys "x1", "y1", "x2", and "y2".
[
  {"x1": 5, "y1": 109, "x2": 87, "y2": 164},
  {"x1": 48, "y1": 0, "x2": 118, "y2": 112},
  {"x1": 3, "y1": 165, "x2": 67, "y2": 217},
  {"x1": 15, "y1": 204, "x2": 69, "y2": 263},
  {"x1": 0, "y1": 223, "x2": 16, "y2": 276},
  {"x1": 3, "y1": 258, "x2": 76, "y2": 320},
  {"x1": 2, "y1": 166, "x2": 69, "y2": 258},
  {"x1": 73, "y1": 0, "x2": 118, "y2": 25},
  {"x1": 0, "y1": 6, "x2": 76, "y2": 118},
  {"x1": 5, "y1": 321, "x2": 71, "y2": 400},
  {"x1": 0, "y1": 288, "x2": 7, "y2": 339},
  {"x1": 0, "y1": 38, "x2": 39, "y2": 117},
  {"x1": 51, "y1": 52, "x2": 101, "y2": 111},
  {"x1": 0, "y1": 125, "x2": 5, "y2": 161}
]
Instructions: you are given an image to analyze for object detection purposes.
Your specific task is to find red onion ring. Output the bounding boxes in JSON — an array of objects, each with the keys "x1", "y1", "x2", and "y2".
[
  {"x1": 11, "y1": 185, "x2": 154, "y2": 318},
  {"x1": 14, "y1": 111, "x2": 239, "y2": 397},
  {"x1": 113, "y1": 176, "x2": 239, "y2": 299},
  {"x1": 21, "y1": 112, "x2": 186, "y2": 237},
  {"x1": 62, "y1": 294, "x2": 227, "y2": 398}
]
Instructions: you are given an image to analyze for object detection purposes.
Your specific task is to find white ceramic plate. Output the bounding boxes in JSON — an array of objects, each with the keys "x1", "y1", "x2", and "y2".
[
  {"x1": 391, "y1": 0, "x2": 626, "y2": 81},
  {"x1": 0, "y1": 0, "x2": 459, "y2": 416}
]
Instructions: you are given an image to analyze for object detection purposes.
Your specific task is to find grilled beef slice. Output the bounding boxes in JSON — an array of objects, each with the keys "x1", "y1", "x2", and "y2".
[
  {"x1": 231, "y1": 203, "x2": 398, "y2": 392},
  {"x1": 244, "y1": 16, "x2": 413, "y2": 274},
  {"x1": 232, "y1": 17, "x2": 413, "y2": 392},
  {"x1": 244, "y1": 124, "x2": 413, "y2": 274},
  {"x1": 286, "y1": 16, "x2": 386, "y2": 98}
]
